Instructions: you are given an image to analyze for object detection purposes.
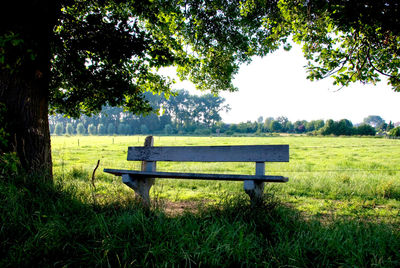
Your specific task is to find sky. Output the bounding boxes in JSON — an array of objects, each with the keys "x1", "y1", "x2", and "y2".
[{"x1": 166, "y1": 44, "x2": 400, "y2": 125}]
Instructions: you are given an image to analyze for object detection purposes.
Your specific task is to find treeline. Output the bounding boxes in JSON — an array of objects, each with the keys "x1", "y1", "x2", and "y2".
[
  {"x1": 213, "y1": 117, "x2": 379, "y2": 136},
  {"x1": 49, "y1": 90, "x2": 230, "y2": 136},
  {"x1": 50, "y1": 91, "x2": 398, "y2": 137}
]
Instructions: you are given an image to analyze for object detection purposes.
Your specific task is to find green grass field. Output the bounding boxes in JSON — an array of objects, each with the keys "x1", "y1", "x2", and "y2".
[
  {"x1": 52, "y1": 135, "x2": 400, "y2": 221},
  {"x1": 2, "y1": 135, "x2": 399, "y2": 267}
]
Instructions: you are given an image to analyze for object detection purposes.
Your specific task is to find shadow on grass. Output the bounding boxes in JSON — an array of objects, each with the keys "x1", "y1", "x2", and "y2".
[{"x1": 1, "y1": 173, "x2": 400, "y2": 267}]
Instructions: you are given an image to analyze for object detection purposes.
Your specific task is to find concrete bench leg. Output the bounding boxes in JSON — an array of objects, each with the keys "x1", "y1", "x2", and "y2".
[
  {"x1": 244, "y1": 180, "x2": 264, "y2": 205},
  {"x1": 123, "y1": 174, "x2": 154, "y2": 207},
  {"x1": 244, "y1": 162, "x2": 265, "y2": 205},
  {"x1": 123, "y1": 136, "x2": 156, "y2": 207}
]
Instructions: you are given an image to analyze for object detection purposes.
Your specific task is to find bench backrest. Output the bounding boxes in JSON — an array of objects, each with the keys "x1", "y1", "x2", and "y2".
[{"x1": 127, "y1": 145, "x2": 289, "y2": 162}]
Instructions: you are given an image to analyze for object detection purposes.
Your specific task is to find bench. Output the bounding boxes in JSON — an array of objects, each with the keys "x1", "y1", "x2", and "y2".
[{"x1": 104, "y1": 136, "x2": 289, "y2": 206}]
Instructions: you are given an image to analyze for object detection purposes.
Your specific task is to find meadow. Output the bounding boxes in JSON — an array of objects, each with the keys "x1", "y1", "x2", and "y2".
[
  {"x1": 52, "y1": 135, "x2": 400, "y2": 221},
  {"x1": 2, "y1": 135, "x2": 400, "y2": 267}
]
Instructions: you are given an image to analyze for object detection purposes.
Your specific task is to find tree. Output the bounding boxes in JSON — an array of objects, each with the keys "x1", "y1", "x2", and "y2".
[
  {"x1": 107, "y1": 123, "x2": 115, "y2": 135},
  {"x1": 263, "y1": 117, "x2": 274, "y2": 133},
  {"x1": 363, "y1": 115, "x2": 385, "y2": 128},
  {"x1": 76, "y1": 123, "x2": 85, "y2": 135},
  {"x1": 88, "y1": 124, "x2": 97, "y2": 135},
  {"x1": 270, "y1": 120, "x2": 282, "y2": 133},
  {"x1": 355, "y1": 124, "x2": 376, "y2": 136},
  {"x1": 164, "y1": 124, "x2": 173, "y2": 135},
  {"x1": 270, "y1": 1, "x2": 400, "y2": 90},
  {"x1": 2, "y1": 1, "x2": 399, "y2": 179},
  {"x1": 320, "y1": 119, "x2": 337, "y2": 136},
  {"x1": 140, "y1": 124, "x2": 149, "y2": 135},
  {"x1": 65, "y1": 123, "x2": 74, "y2": 135},
  {"x1": 388, "y1": 121, "x2": 395, "y2": 131},
  {"x1": 389, "y1": 127, "x2": 400, "y2": 137},
  {"x1": 2, "y1": 1, "x2": 280, "y2": 177},
  {"x1": 97, "y1": 124, "x2": 106, "y2": 135},
  {"x1": 54, "y1": 123, "x2": 64, "y2": 136},
  {"x1": 337, "y1": 119, "x2": 354, "y2": 136},
  {"x1": 118, "y1": 124, "x2": 128, "y2": 135}
]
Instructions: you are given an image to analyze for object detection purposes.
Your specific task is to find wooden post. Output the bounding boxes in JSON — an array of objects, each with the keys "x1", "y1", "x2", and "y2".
[
  {"x1": 122, "y1": 136, "x2": 156, "y2": 207},
  {"x1": 244, "y1": 162, "x2": 265, "y2": 205}
]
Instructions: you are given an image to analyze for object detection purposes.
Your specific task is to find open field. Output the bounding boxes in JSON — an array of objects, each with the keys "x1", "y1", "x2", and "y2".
[
  {"x1": 52, "y1": 135, "x2": 400, "y2": 221},
  {"x1": 3, "y1": 135, "x2": 399, "y2": 266}
]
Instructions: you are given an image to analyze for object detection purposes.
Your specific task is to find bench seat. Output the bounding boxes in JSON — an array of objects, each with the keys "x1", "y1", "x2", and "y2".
[{"x1": 104, "y1": 168, "x2": 288, "y2": 182}]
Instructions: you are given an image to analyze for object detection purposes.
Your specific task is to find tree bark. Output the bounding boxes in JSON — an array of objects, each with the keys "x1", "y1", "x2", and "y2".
[
  {"x1": 0, "y1": 73, "x2": 53, "y2": 179},
  {"x1": 0, "y1": 1, "x2": 58, "y2": 180}
]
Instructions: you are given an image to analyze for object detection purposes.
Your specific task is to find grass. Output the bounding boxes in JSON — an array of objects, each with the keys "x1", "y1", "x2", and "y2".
[
  {"x1": 52, "y1": 135, "x2": 400, "y2": 219},
  {"x1": 1, "y1": 135, "x2": 400, "y2": 266}
]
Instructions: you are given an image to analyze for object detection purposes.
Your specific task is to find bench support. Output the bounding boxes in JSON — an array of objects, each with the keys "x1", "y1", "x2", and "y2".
[
  {"x1": 123, "y1": 136, "x2": 155, "y2": 207},
  {"x1": 244, "y1": 162, "x2": 265, "y2": 205}
]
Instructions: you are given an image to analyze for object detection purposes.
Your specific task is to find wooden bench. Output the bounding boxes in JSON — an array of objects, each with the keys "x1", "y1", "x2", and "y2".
[{"x1": 104, "y1": 136, "x2": 289, "y2": 206}]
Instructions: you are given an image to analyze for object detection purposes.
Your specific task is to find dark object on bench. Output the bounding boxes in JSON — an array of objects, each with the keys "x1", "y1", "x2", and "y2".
[{"x1": 104, "y1": 136, "x2": 289, "y2": 206}]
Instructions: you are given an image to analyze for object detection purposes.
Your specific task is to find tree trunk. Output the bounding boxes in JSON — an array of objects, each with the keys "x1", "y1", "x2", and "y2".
[
  {"x1": 0, "y1": 1, "x2": 58, "y2": 180},
  {"x1": 0, "y1": 73, "x2": 53, "y2": 180}
]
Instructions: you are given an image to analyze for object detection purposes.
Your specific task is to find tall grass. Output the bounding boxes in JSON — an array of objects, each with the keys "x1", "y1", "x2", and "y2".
[{"x1": 1, "y1": 171, "x2": 399, "y2": 267}]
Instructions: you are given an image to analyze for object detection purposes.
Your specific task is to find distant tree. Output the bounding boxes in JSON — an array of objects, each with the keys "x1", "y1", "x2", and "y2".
[
  {"x1": 228, "y1": 124, "x2": 238, "y2": 134},
  {"x1": 378, "y1": 122, "x2": 388, "y2": 132},
  {"x1": 276, "y1": 116, "x2": 289, "y2": 132},
  {"x1": 270, "y1": 120, "x2": 282, "y2": 132},
  {"x1": 355, "y1": 124, "x2": 376, "y2": 136},
  {"x1": 118, "y1": 124, "x2": 128, "y2": 135},
  {"x1": 257, "y1": 116, "x2": 264, "y2": 124},
  {"x1": 65, "y1": 123, "x2": 74, "y2": 135},
  {"x1": 388, "y1": 121, "x2": 395, "y2": 131},
  {"x1": 97, "y1": 124, "x2": 106, "y2": 135},
  {"x1": 126, "y1": 124, "x2": 134, "y2": 135},
  {"x1": 337, "y1": 119, "x2": 354, "y2": 135},
  {"x1": 164, "y1": 124, "x2": 173, "y2": 135},
  {"x1": 363, "y1": 115, "x2": 385, "y2": 128},
  {"x1": 107, "y1": 123, "x2": 116, "y2": 135},
  {"x1": 313, "y1": 120, "x2": 325, "y2": 131},
  {"x1": 263, "y1": 117, "x2": 274, "y2": 132},
  {"x1": 88, "y1": 124, "x2": 97, "y2": 135},
  {"x1": 140, "y1": 124, "x2": 149, "y2": 135},
  {"x1": 194, "y1": 127, "x2": 211, "y2": 136},
  {"x1": 306, "y1": 121, "x2": 315, "y2": 132},
  {"x1": 389, "y1": 127, "x2": 400, "y2": 137},
  {"x1": 321, "y1": 119, "x2": 337, "y2": 135},
  {"x1": 54, "y1": 123, "x2": 64, "y2": 136},
  {"x1": 285, "y1": 121, "x2": 294, "y2": 133},
  {"x1": 76, "y1": 123, "x2": 85, "y2": 135},
  {"x1": 294, "y1": 121, "x2": 307, "y2": 133}
]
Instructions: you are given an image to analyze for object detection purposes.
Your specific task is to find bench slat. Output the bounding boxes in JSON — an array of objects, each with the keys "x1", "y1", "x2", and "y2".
[
  {"x1": 127, "y1": 145, "x2": 289, "y2": 162},
  {"x1": 104, "y1": 168, "x2": 288, "y2": 182}
]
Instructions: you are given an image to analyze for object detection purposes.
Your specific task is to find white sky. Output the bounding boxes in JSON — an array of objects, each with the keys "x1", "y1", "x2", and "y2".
[{"x1": 166, "y1": 44, "x2": 400, "y2": 124}]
